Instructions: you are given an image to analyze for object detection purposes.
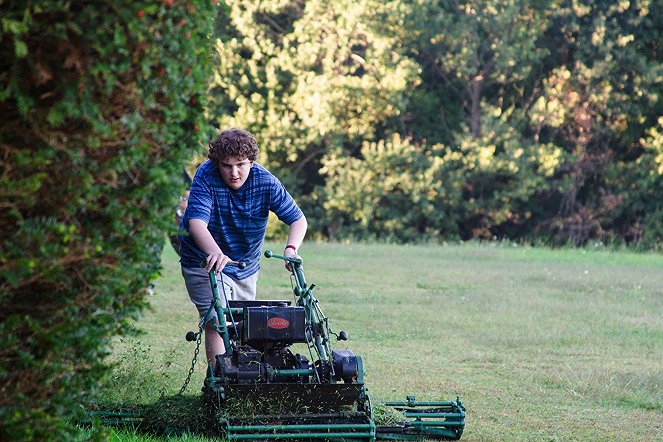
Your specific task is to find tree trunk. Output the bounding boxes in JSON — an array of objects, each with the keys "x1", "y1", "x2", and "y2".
[{"x1": 469, "y1": 77, "x2": 482, "y2": 138}]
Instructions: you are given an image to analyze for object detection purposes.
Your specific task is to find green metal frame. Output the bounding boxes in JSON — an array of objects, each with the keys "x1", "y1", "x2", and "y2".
[
  {"x1": 378, "y1": 396, "x2": 466, "y2": 440},
  {"x1": 204, "y1": 253, "x2": 376, "y2": 441},
  {"x1": 207, "y1": 266, "x2": 234, "y2": 355}
]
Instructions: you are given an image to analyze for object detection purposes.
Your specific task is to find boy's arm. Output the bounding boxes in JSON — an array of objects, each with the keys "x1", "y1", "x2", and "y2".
[
  {"x1": 189, "y1": 218, "x2": 229, "y2": 273},
  {"x1": 283, "y1": 216, "x2": 307, "y2": 261}
]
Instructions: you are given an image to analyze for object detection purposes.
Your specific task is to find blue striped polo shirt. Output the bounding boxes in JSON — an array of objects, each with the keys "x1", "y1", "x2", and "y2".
[{"x1": 178, "y1": 160, "x2": 303, "y2": 279}]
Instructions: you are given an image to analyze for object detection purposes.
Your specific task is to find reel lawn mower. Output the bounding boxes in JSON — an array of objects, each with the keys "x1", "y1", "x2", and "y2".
[
  {"x1": 84, "y1": 250, "x2": 465, "y2": 440},
  {"x1": 193, "y1": 250, "x2": 466, "y2": 441}
]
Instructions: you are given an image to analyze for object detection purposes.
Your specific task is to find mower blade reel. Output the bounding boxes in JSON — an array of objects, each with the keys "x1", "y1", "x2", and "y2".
[
  {"x1": 224, "y1": 412, "x2": 375, "y2": 440},
  {"x1": 216, "y1": 383, "x2": 375, "y2": 440}
]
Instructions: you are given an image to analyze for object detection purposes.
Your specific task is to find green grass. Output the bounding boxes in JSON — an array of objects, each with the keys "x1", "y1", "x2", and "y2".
[{"x1": 97, "y1": 241, "x2": 663, "y2": 441}]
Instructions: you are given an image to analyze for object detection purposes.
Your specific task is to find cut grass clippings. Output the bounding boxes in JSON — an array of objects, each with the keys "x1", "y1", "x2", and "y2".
[{"x1": 85, "y1": 395, "x2": 215, "y2": 438}]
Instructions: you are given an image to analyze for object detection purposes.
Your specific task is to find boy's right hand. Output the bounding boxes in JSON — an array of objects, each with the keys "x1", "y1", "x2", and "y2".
[{"x1": 206, "y1": 252, "x2": 230, "y2": 274}]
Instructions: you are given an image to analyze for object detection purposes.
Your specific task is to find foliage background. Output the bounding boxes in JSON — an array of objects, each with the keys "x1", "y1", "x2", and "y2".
[{"x1": 211, "y1": 0, "x2": 662, "y2": 249}]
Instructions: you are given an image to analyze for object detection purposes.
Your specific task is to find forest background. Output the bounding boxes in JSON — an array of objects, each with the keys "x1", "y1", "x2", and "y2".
[
  {"x1": 209, "y1": 0, "x2": 663, "y2": 249},
  {"x1": 1, "y1": 0, "x2": 661, "y2": 440}
]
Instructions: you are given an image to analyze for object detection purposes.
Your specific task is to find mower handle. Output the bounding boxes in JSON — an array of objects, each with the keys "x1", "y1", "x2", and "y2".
[
  {"x1": 199, "y1": 259, "x2": 246, "y2": 270},
  {"x1": 264, "y1": 249, "x2": 307, "y2": 295},
  {"x1": 263, "y1": 249, "x2": 302, "y2": 264},
  {"x1": 227, "y1": 260, "x2": 246, "y2": 269}
]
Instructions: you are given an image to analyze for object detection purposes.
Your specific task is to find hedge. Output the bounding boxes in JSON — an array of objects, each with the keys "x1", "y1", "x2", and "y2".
[{"x1": 0, "y1": 1, "x2": 218, "y2": 439}]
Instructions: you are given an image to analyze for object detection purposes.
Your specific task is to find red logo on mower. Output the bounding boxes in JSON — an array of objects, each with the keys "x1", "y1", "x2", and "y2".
[{"x1": 267, "y1": 317, "x2": 289, "y2": 329}]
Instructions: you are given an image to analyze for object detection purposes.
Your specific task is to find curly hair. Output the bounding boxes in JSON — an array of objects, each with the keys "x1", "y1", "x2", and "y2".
[{"x1": 208, "y1": 128, "x2": 259, "y2": 166}]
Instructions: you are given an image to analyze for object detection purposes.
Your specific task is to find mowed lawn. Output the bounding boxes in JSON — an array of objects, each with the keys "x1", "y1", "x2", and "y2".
[{"x1": 104, "y1": 242, "x2": 663, "y2": 441}]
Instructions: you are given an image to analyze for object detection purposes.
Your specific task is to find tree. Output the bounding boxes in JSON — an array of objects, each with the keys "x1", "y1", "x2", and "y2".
[
  {"x1": 398, "y1": 1, "x2": 562, "y2": 240},
  {"x1": 321, "y1": 135, "x2": 461, "y2": 241},
  {"x1": 406, "y1": 0, "x2": 547, "y2": 140},
  {"x1": 209, "y1": 0, "x2": 419, "y2": 220},
  {"x1": 529, "y1": 0, "x2": 662, "y2": 245}
]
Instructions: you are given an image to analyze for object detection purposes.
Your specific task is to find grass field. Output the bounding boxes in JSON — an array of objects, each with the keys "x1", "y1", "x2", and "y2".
[{"x1": 99, "y1": 241, "x2": 663, "y2": 441}]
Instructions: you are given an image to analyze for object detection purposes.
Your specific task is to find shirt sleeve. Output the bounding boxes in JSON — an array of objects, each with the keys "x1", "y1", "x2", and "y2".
[
  {"x1": 269, "y1": 178, "x2": 303, "y2": 225},
  {"x1": 186, "y1": 168, "x2": 213, "y2": 224}
]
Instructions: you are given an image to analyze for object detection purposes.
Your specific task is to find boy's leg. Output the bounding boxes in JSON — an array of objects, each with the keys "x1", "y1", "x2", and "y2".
[
  {"x1": 204, "y1": 318, "x2": 225, "y2": 366},
  {"x1": 182, "y1": 267, "x2": 259, "y2": 364},
  {"x1": 228, "y1": 271, "x2": 259, "y2": 301},
  {"x1": 181, "y1": 265, "x2": 234, "y2": 364}
]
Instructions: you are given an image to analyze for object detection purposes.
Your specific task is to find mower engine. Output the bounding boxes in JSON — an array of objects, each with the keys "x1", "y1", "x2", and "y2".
[{"x1": 215, "y1": 303, "x2": 359, "y2": 385}]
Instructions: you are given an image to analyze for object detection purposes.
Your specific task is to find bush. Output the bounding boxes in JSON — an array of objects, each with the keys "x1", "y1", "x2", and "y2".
[{"x1": 0, "y1": 1, "x2": 218, "y2": 439}]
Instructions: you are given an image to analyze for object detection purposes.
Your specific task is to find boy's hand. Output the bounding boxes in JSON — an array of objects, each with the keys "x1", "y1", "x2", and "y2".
[
  {"x1": 283, "y1": 246, "x2": 299, "y2": 271},
  {"x1": 206, "y1": 252, "x2": 230, "y2": 274}
]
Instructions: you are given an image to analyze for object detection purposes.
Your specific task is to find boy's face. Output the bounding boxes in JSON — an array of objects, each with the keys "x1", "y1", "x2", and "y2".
[{"x1": 218, "y1": 156, "x2": 253, "y2": 190}]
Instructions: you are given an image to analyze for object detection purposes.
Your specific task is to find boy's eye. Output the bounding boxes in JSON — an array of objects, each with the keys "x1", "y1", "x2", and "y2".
[{"x1": 221, "y1": 161, "x2": 250, "y2": 169}]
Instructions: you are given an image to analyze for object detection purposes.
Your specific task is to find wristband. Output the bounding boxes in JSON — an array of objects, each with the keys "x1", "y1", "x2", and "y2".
[{"x1": 285, "y1": 244, "x2": 297, "y2": 253}]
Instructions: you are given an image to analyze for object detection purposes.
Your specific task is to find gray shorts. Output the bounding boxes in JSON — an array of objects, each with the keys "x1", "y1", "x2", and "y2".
[{"x1": 181, "y1": 266, "x2": 259, "y2": 322}]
